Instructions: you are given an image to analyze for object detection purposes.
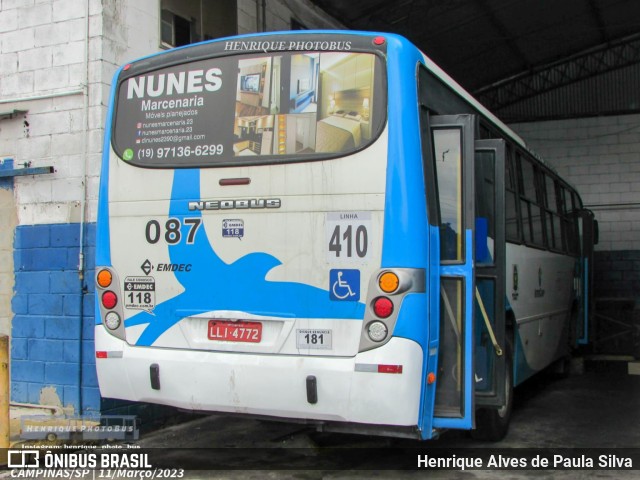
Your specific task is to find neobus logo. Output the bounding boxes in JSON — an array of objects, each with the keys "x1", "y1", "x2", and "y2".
[{"x1": 188, "y1": 198, "x2": 281, "y2": 211}]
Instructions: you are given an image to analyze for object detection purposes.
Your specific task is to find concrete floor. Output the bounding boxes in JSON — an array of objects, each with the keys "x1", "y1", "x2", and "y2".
[{"x1": 129, "y1": 362, "x2": 640, "y2": 478}]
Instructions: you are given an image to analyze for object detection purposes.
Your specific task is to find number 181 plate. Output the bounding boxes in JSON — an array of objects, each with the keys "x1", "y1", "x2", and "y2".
[{"x1": 296, "y1": 329, "x2": 332, "y2": 349}]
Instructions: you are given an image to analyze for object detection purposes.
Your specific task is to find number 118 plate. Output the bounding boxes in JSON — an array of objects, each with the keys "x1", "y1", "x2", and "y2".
[{"x1": 296, "y1": 329, "x2": 332, "y2": 349}]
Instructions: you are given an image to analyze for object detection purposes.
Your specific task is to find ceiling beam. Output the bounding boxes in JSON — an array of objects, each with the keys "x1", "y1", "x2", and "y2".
[{"x1": 474, "y1": 32, "x2": 640, "y2": 111}]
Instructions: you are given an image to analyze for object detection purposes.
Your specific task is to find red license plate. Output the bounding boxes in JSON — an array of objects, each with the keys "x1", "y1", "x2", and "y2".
[{"x1": 207, "y1": 320, "x2": 262, "y2": 343}]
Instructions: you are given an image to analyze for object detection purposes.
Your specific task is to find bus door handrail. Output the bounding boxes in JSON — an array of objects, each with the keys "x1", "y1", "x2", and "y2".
[{"x1": 475, "y1": 288, "x2": 503, "y2": 356}]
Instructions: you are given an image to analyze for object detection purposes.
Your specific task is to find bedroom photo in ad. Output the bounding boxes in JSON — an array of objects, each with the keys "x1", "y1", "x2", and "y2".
[
  {"x1": 234, "y1": 56, "x2": 275, "y2": 156},
  {"x1": 233, "y1": 51, "x2": 381, "y2": 158}
]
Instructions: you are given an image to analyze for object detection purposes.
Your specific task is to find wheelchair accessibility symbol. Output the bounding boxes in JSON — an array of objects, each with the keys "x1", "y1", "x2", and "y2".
[{"x1": 330, "y1": 269, "x2": 360, "y2": 301}]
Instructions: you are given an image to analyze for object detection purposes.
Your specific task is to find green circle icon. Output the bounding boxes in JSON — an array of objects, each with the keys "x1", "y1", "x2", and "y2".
[{"x1": 123, "y1": 148, "x2": 134, "y2": 161}]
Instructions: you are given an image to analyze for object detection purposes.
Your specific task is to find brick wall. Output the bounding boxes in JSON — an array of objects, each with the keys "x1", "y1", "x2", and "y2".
[
  {"x1": 511, "y1": 114, "x2": 640, "y2": 252},
  {"x1": 11, "y1": 223, "x2": 98, "y2": 413},
  {"x1": 593, "y1": 250, "x2": 640, "y2": 299},
  {"x1": 237, "y1": 0, "x2": 344, "y2": 34},
  {"x1": 0, "y1": 0, "x2": 102, "y2": 225},
  {"x1": 2, "y1": 0, "x2": 343, "y2": 415},
  {"x1": 2, "y1": 0, "x2": 130, "y2": 414}
]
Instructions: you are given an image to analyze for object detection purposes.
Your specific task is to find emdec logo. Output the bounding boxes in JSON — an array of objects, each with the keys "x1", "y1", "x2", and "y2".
[{"x1": 8, "y1": 450, "x2": 39, "y2": 468}]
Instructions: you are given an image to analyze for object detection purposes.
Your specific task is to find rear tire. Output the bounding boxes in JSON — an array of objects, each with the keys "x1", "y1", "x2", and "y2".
[{"x1": 471, "y1": 336, "x2": 513, "y2": 442}]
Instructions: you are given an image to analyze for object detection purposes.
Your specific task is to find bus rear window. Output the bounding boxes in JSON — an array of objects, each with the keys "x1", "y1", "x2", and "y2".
[{"x1": 112, "y1": 51, "x2": 386, "y2": 167}]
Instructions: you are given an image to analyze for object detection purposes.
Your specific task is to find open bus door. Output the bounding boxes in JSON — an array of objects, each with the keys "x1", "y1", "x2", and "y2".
[
  {"x1": 472, "y1": 140, "x2": 510, "y2": 440},
  {"x1": 429, "y1": 115, "x2": 476, "y2": 430},
  {"x1": 427, "y1": 115, "x2": 509, "y2": 438}
]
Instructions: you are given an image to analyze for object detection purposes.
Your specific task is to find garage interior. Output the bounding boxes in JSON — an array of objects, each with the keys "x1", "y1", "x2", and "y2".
[{"x1": 313, "y1": 0, "x2": 640, "y2": 360}]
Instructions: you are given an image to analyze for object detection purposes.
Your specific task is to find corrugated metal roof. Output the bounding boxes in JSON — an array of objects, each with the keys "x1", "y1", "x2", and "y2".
[
  {"x1": 313, "y1": 0, "x2": 640, "y2": 120},
  {"x1": 495, "y1": 62, "x2": 640, "y2": 122}
]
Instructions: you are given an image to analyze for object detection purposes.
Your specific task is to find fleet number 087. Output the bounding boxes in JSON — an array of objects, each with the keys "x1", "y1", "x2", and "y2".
[{"x1": 145, "y1": 218, "x2": 201, "y2": 245}]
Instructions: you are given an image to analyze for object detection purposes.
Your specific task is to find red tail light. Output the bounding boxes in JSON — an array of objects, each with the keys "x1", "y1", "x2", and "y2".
[
  {"x1": 102, "y1": 291, "x2": 118, "y2": 309},
  {"x1": 373, "y1": 297, "x2": 393, "y2": 318}
]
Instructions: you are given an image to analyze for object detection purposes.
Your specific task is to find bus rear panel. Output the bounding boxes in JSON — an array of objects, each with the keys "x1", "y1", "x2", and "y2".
[{"x1": 96, "y1": 33, "x2": 432, "y2": 437}]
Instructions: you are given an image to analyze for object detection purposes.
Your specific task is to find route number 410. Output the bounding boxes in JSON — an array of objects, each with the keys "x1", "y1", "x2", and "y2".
[
  {"x1": 328, "y1": 225, "x2": 368, "y2": 258},
  {"x1": 325, "y1": 212, "x2": 372, "y2": 263}
]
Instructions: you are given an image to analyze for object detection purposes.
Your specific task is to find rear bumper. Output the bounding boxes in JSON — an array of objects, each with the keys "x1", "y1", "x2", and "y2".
[{"x1": 96, "y1": 328, "x2": 424, "y2": 426}]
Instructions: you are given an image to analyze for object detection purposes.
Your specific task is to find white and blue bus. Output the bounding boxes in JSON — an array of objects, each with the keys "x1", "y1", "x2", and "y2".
[{"x1": 95, "y1": 31, "x2": 597, "y2": 441}]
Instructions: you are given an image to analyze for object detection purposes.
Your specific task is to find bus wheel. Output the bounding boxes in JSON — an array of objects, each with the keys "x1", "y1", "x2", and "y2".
[{"x1": 471, "y1": 337, "x2": 513, "y2": 442}]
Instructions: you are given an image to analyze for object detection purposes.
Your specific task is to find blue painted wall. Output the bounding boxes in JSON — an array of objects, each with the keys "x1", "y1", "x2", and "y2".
[{"x1": 11, "y1": 222, "x2": 99, "y2": 414}]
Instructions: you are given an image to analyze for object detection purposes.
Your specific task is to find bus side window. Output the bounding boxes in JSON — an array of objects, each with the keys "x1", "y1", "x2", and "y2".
[
  {"x1": 418, "y1": 67, "x2": 441, "y2": 228},
  {"x1": 561, "y1": 186, "x2": 579, "y2": 255},
  {"x1": 475, "y1": 150, "x2": 495, "y2": 264},
  {"x1": 516, "y1": 154, "x2": 531, "y2": 244},
  {"x1": 419, "y1": 108, "x2": 441, "y2": 227},
  {"x1": 543, "y1": 174, "x2": 563, "y2": 252},
  {"x1": 505, "y1": 149, "x2": 520, "y2": 242},
  {"x1": 432, "y1": 128, "x2": 464, "y2": 262},
  {"x1": 518, "y1": 155, "x2": 545, "y2": 248}
]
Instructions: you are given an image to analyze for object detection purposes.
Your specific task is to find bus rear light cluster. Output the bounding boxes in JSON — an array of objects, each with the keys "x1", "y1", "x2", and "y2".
[
  {"x1": 360, "y1": 268, "x2": 424, "y2": 352},
  {"x1": 96, "y1": 267, "x2": 125, "y2": 341},
  {"x1": 365, "y1": 272, "x2": 400, "y2": 343}
]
